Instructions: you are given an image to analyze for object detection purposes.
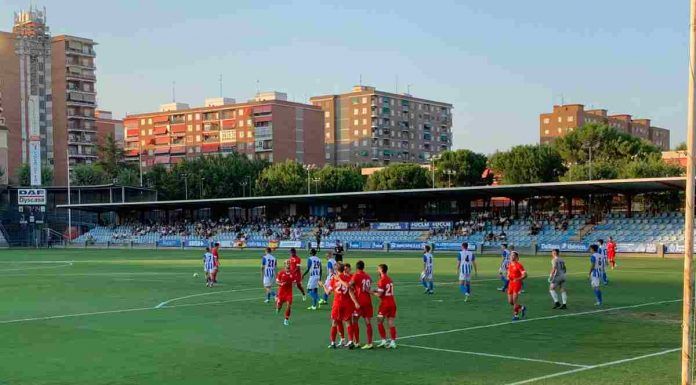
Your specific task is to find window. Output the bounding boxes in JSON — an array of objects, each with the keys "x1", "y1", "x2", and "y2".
[
  {"x1": 325, "y1": 132, "x2": 330, "y2": 138},
  {"x1": 187, "y1": 125, "x2": 193, "y2": 132},
  {"x1": 557, "y1": 128, "x2": 562, "y2": 133},
  {"x1": 187, "y1": 114, "x2": 193, "y2": 121},
  {"x1": 353, "y1": 140, "x2": 359, "y2": 147},
  {"x1": 557, "y1": 117, "x2": 562, "y2": 123},
  {"x1": 240, "y1": 132, "x2": 245, "y2": 138},
  {"x1": 362, "y1": 129, "x2": 368, "y2": 135},
  {"x1": 140, "y1": 130, "x2": 145, "y2": 135},
  {"x1": 354, "y1": 108, "x2": 359, "y2": 115},
  {"x1": 362, "y1": 107, "x2": 367, "y2": 115},
  {"x1": 196, "y1": 124, "x2": 201, "y2": 131},
  {"x1": 195, "y1": 113, "x2": 201, "y2": 120},
  {"x1": 324, "y1": 111, "x2": 330, "y2": 118},
  {"x1": 325, "y1": 152, "x2": 331, "y2": 160},
  {"x1": 148, "y1": 129, "x2": 153, "y2": 135},
  {"x1": 195, "y1": 135, "x2": 200, "y2": 141},
  {"x1": 544, "y1": 129, "x2": 549, "y2": 135},
  {"x1": 354, "y1": 119, "x2": 359, "y2": 126},
  {"x1": 353, "y1": 130, "x2": 359, "y2": 136},
  {"x1": 391, "y1": 120, "x2": 395, "y2": 127},
  {"x1": 543, "y1": 118, "x2": 550, "y2": 124},
  {"x1": 140, "y1": 119, "x2": 146, "y2": 125},
  {"x1": 362, "y1": 118, "x2": 367, "y2": 125},
  {"x1": 141, "y1": 140, "x2": 145, "y2": 146},
  {"x1": 325, "y1": 122, "x2": 330, "y2": 128},
  {"x1": 362, "y1": 140, "x2": 368, "y2": 146},
  {"x1": 239, "y1": 120, "x2": 244, "y2": 127},
  {"x1": 362, "y1": 97, "x2": 367, "y2": 104},
  {"x1": 247, "y1": 119, "x2": 252, "y2": 126},
  {"x1": 567, "y1": 116, "x2": 574, "y2": 122},
  {"x1": 147, "y1": 118, "x2": 152, "y2": 124}
]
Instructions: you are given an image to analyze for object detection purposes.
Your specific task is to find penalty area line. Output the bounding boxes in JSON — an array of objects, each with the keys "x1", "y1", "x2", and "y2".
[
  {"x1": 503, "y1": 347, "x2": 680, "y2": 385},
  {"x1": 400, "y1": 344, "x2": 590, "y2": 368}
]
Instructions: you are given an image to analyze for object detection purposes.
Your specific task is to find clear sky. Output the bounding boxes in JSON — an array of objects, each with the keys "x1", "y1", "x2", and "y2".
[{"x1": 0, "y1": 0, "x2": 689, "y2": 153}]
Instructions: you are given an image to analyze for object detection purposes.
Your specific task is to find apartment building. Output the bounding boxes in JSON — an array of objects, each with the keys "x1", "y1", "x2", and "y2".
[
  {"x1": 310, "y1": 86, "x2": 453, "y2": 165},
  {"x1": 96, "y1": 110, "x2": 124, "y2": 147},
  {"x1": 0, "y1": 89, "x2": 6, "y2": 184},
  {"x1": 122, "y1": 92, "x2": 324, "y2": 168},
  {"x1": 540, "y1": 104, "x2": 670, "y2": 150},
  {"x1": 52, "y1": 35, "x2": 98, "y2": 184},
  {"x1": 0, "y1": 7, "x2": 99, "y2": 185}
]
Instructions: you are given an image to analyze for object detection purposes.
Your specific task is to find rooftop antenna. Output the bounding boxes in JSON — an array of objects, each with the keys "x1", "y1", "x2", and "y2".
[
  {"x1": 172, "y1": 81, "x2": 176, "y2": 102},
  {"x1": 219, "y1": 74, "x2": 223, "y2": 97},
  {"x1": 359, "y1": 74, "x2": 362, "y2": 86},
  {"x1": 256, "y1": 80, "x2": 260, "y2": 95},
  {"x1": 561, "y1": 93, "x2": 565, "y2": 105},
  {"x1": 395, "y1": 75, "x2": 399, "y2": 94},
  {"x1": 407, "y1": 84, "x2": 412, "y2": 95}
]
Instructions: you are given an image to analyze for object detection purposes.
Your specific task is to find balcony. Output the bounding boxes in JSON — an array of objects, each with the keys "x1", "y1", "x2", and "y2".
[
  {"x1": 255, "y1": 139, "x2": 273, "y2": 152},
  {"x1": 66, "y1": 47, "x2": 96, "y2": 57},
  {"x1": 67, "y1": 123, "x2": 97, "y2": 132},
  {"x1": 65, "y1": 71, "x2": 96, "y2": 81},
  {"x1": 68, "y1": 135, "x2": 95, "y2": 145},
  {"x1": 203, "y1": 123, "x2": 220, "y2": 132}
]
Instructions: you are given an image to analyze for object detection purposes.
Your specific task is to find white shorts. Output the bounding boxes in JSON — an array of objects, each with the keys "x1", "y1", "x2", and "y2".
[
  {"x1": 459, "y1": 273, "x2": 471, "y2": 282},
  {"x1": 307, "y1": 276, "x2": 320, "y2": 290},
  {"x1": 590, "y1": 275, "x2": 600, "y2": 288},
  {"x1": 421, "y1": 270, "x2": 433, "y2": 281},
  {"x1": 324, "y1": 276, "x2": 332, "y2": 289},
  {"x1": 204, "y1": 267, "x2": 217, "y2": 274},
  {"x1": 263, "y1": 276, "x2": 275, "y2": 288}
]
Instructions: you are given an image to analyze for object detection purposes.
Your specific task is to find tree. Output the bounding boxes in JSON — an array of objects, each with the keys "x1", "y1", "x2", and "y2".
[
  {"x1": 314, "y1": 165, "x2": 364, "y2": 193},
  {"x1": 560, "y1": 161, "x2": 620, "y2": 182},
  {"x1": 255, "y1": 160, "x2": 306, "y2": 196},
  {"x1": 116, "y1": 168, "x2": 140, "y2": 187},
  {"x1": 144, "y1": 164, "x2": 181, "y2": 200},
  {"x1": 553, "y1": 123, "x2": 660, "y2": 166},
  {"x1": 97, "y1": 133, "x2": 127, "y2": 179},
  {"x1": 434, "y1": 149, "x2": 489, "y2": 187},
  {"x1": 15, "y1": 163, "x2": 54, "y2": 186},
  {"x1": 365, "y1": 163, "x2": 430, "y2": 191},
  {"x1": 675, "y1": 142, "x2": 687, "y2": 151},
  {"x1": 489, "y1": 145, "x2": 566, "y2": 185},
  {"x1": 618, "y1": 154, "x2": 684, "y2": 179},
  {"x1": 71, "y1": 164, "x2": 110, "y2": 185}
]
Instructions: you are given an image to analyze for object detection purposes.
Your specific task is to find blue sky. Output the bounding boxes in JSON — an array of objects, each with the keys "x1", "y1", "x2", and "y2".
[{"x1": 1, "y1": 0, "x2": 689, "y2": 153}]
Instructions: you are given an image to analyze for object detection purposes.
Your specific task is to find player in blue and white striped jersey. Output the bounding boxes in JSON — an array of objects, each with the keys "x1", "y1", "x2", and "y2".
[
  {"x1": 498, "y1": 244, "x2": 511, "y2": 291},
  {"x1": 589, "y1": 244, "x2": 604, "y2": 306},
  {"x1": 303, "y1": 248, "x2": 323, "y2": 310},
  {"x1": 457, "y1": 242, "x2": 478, "y2": 301},
  {"x1": 597, "y1": 239, "x2": 609, "y2": 285},
  {"x1": 319, "y1": 251, "x2": 337, "y2": 305},
  {"x1": 261, "y1": 247, "x2": 277, "y2": 303},
  {"x1": 203, "y1": 247, "x2": 216, "y2": 288},
  {"x1": 421, "y1": 245, "x2": 435, "y2": 295}
]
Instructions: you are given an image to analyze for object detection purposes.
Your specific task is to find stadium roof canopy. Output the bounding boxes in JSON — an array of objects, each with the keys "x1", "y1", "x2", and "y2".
[{"x1": 57, "y1": 176, "x2": 687, "y2": 213}]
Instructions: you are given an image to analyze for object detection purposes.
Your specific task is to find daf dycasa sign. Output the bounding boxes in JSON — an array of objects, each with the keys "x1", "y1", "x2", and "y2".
[{"x1": 18, "y1": 189, "x2": 47, "y2": 205}]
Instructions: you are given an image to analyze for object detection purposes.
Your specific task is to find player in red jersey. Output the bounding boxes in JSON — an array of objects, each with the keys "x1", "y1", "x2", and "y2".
[
  {"x1": 507, "y1": 251, "x2": 528, "y2": 321},
  {"x1": 320, "y1": 262, "x2": 348, "y2": 349},
  {"x1": 337, "y1": 263, "x2": 357, "y2": 349},
  {"x1": 373, "y1": 263, "x2": 397, "y2": 349},
  {"x1": 289, "y1": 248, "x2": 307, "y2": 301},
  {"x1": 607, "y1": 236, "x2": 617, "y2": 269},
  {"x1": 349, "y1": 260, "x2": 375, "y2": 350},
  {"x1": 211, "y1": 242, "x2": 220, "y2": 283},
  {"x1": 276, "y1": 260, "x2": 294, "y2": 326}
]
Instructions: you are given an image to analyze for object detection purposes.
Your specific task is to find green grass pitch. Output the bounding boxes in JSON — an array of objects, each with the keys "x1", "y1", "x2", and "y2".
[{"x1": 0, "y1": 248, "x2": 683, "y2": 384}]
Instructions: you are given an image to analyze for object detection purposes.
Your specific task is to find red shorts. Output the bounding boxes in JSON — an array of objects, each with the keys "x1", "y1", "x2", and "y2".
[
  {"x1": 214, "y1": 260, "x2": 220, "y2": 268},
  {"x1": 507, "y1": 281, "x2": 522, "y2": 295},
  {"x1": 608, "y1": 254, "x2": 616, "y2": 261},
  {"x1": 292, "y1": 272, "x2": 302, "y2": 283},
  {"x1": 354, "y1": 301, "x2": 374, "y2": 318},
  {"x1": 331, "y1": 303, "x2": 351, "y2": 322},
  {"x1": 276, "y1": 293, "x2": 293, "y2": 306},
  {"x1": 342, "y1": 302, "x2": 355, "y2": 321},
  {"x1": 377, "y1": 302, "x2": 397, "y2": 318}
]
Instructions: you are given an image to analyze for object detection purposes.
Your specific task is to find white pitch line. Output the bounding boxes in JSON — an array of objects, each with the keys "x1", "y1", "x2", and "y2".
[
  {"x1": 504, "y1": 347, "x2": 681, "y2": 385},
  {"x1": 0, "y1": 262, "x2": 73, "y2": 272},
  {"x1": 400, "y1": 299, "x2": 682, "y2": 340},
  {"x1": 154, "y1": 287, "x2": 260, "y2": 309},
  {"x1": 400, "y1": 344, "x2": 590, "y2": 368}
]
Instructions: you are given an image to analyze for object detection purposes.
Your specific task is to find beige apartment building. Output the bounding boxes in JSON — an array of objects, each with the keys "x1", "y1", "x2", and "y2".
[
  {"x1": 310, "y1": 86, "x2": 453, "y2": 165},
  {"x1": 540, "y1": 104, "x2": 670, "y2": 150}
]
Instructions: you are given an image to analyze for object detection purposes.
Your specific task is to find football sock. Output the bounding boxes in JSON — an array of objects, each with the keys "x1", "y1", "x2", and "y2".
[
  {"x1": 378, "y1": 323, "x2": 387, "y2": 340},
  {"x1": 561, "y1": 291, "x2": 567, "y2": 304},
  {"x1": 594, "y1": 288, "x2": 602, "y2": 303},
  {"x1": 502, "y1": 277, "x2": 509, "y2": 290},
  {"x1": 323, "y1": 293, "x2": 329, "y2": 302},
  {"x1": 459, "y1": 284, "x2": 467, "y2": 295},
  {"x1": 266, "y1": 292, "x2": 271, "y2": 301},
  {"x1": 297, "y1": 284, "x2": 306, "y2": 296},
  {"x1": 330, "y1": 326, "x2": 337, "y2": 342},
  {"x1": 353, "y1": 323, "x2": 360, "y2": 343},
  {"x1": 311, "y1": 289, "x2": 319, "y2": 306},
  {"x1": 337, "y1": 323, "x2": 345, "y2": 339},
  {"x1": 513, "y1": 304, "x2": 521, "y2": 315},
  {"x1": 285, "y1": 308, "x2": 291, "y2": 320},
  {"x1": 428, "y1": 281, "x2": 434, "y2": 291},
  {"x1": 550, "y1": 290, "x2": 559, "y2": 303},
  {"x1": 465, "y1": 283, "x2": 471, "y2": 294},
  {"x1": 421, "y1": 278, "x2": 428, "y2": 289},
  {"x1": 389, "y1": 327, "x2": 397, "y2": 341},
  {"x1": 366, "y1": 323, "x2": 373, "y2": 344}
]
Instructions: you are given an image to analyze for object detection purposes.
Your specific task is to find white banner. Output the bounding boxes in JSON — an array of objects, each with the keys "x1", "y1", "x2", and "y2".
[
  {"x1": 18, "y1": 188, "x2": 46, "y2": 205},
  {"x1": 29, "y1": 141, "x2": 42, "y2": 186}
]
